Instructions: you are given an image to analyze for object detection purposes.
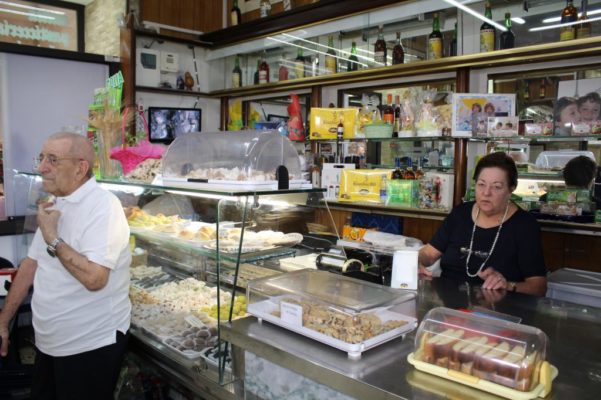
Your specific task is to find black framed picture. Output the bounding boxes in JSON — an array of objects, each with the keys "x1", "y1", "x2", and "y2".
[{"x1": 148, "y1": 107, "x2": 201, "y2": 144}]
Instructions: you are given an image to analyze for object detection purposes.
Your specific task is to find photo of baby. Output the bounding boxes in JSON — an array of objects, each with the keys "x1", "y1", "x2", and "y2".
[
  {"x1": 555, "y1": 92, "x2": 601, "y2": 135},
  {"x1": 452, "y1": 94, "x2": 515, "y2": 136}
]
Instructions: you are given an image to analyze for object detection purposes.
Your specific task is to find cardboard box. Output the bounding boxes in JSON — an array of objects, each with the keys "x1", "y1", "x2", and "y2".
[
  {"x1": 339, "y1": 169, "x2": 391, "y2": 203},
  {"x1": 310, "y1": 108, "x2": 358, "y2": 139},
  {"x1": 321, "y1": 163, "x2": 356, "y2": 200}
]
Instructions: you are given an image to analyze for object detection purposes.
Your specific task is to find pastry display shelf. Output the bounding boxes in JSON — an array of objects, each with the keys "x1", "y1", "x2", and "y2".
[{"x1": 468, "y1": 135, "x2": 601, "y2": 143}]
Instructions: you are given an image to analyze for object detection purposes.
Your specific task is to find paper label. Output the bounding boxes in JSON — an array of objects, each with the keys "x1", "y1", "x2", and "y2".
[
  {"x1": 280, "y1": 301, "x2": 303, "y2": 326},
  {"x1": 480, "y1": 29, "x2": 495, "y2": 52},
  {"x1": 428, "y1": 38, "x2": 442, "y2": 59},
  {"x1": 185, "y1": 315, "x2": 206, "y2": 328}
]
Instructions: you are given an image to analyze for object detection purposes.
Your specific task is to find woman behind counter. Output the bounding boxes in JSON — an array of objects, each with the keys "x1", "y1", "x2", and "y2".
[{"x1": 419, "y1": 152, "x2": 548, "y2": 296}]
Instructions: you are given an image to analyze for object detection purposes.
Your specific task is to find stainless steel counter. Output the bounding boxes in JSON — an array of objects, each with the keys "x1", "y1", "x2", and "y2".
[{"x1": 222, "y1": 278, "x2": 601, "y2": 400}]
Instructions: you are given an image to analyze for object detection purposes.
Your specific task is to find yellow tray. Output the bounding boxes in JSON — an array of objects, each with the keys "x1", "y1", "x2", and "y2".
[{"x1": 407, "y1": 351, "x2": 558, "y2": 400}]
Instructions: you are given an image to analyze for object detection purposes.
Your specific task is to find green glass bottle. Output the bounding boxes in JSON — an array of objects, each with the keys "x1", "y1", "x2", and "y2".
[{"x1": 480, "y1": 1, "x2": 496, "y2": 52}]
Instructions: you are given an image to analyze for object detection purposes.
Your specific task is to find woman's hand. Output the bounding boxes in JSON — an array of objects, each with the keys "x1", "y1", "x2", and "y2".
[{"x1": 478, "y1": 267, "x2": 508, "y2": 290}]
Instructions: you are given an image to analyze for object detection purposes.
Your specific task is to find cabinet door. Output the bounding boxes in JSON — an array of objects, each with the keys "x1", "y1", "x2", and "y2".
[
  {"x1": 540, "y1": 231, "x2": 565, "y2": 272},
  {"x1": 564, "y1": 234, "x2": 601, "y2": 273}
]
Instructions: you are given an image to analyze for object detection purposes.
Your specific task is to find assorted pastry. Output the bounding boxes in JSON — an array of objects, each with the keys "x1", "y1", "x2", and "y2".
[{"x1": 417, "y1": 328, "x2": 540, "y2": 391}]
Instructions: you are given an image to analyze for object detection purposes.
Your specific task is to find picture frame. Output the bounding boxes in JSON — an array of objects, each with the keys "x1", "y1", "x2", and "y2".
[
  {"x1": 451, "y1": 93, "x2": 516, "y2": 137},
  {"x1": 487, "y1": 117, "x2": 519, "y2": 137},
  {"x1": 267, "y1": 114, "x2": 289, "y2": 123}
]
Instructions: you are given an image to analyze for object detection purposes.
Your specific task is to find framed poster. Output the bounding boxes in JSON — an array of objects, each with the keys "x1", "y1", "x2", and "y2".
[{"x1": 451, "y1": 93, "x2": 516, "y2": 137}]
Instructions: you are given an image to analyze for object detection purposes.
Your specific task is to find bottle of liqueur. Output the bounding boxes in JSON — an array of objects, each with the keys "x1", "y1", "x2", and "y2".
[
  {"x1": 480, "y1": 1, "x2": 496, "y2": 52},
  {"x1": 278, "y1": 54, "x2": 289, "y2": 81},
  {"x1": 449, "y1": 22, "x2": 457, "y2": 56},
  {"x1": 428, "y1": 13, "x2": 443, "y2": 60},
  {"x1": 415, "y1": 158, "x2": 425, "y2": 179},
  {"x1": 577, "y1": 0, "x2": 591, "y2": 38},
  {"x1": 253, "y1": 58, "x2": 260, "y2": 84},
  {"x1": 232, "y1": 56, "x2": 242, "y2": 88},
  {"x1": 347, "y1": 41, "x2": 359, "y2": 72},
  {"x1": 325, "y1": 35, "x2": 338, "y2": 75},
  {"x1": 523, "y1": 80, "x2": 530, "y2": 101},
  {"x1": 259, "y1": 52, "x2": 270, "y2": 84},
  {"x1": 230, "y1": 0, "x2": 241, "y2": 26},
  {"x1": 391, "y1": 157, "x2": 404, "y2": 180},
  {"x1": 392, "y1": 32, "x2": 405, "y2": 64},
  {"x1": 260, "y1": 0, "x2": 271, "y2": 18},
  {"x1": 383, "y1": 94, "x2": 395, "y2": 126},
  {"x1": 403, "y1": 158, "x2": 416, "y2": 180},
  {"x1": 294, "y1": 47, "x2": 305, "y2": 79},
  {"x1": 374, "y1": 25, "x2": 387, "y2": 66},
  {"x1": 394, "y1": 95, "x2": 401, "y2": 136},
  {"x1": 499, "y1": 13, "x2": 515, "y2": 49},
  {"x1": 336, "y1": 118, "x2": 344, "y2": 162},
  {"x1": 560, "y1": 0, "x2": 578, "y2": 41},
  {"x1": 539, "y1": 78, "x2": 546, "y2": 99}
]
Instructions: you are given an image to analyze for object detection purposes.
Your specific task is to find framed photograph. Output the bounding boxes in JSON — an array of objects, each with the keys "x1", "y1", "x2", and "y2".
[
  {"x1": 451, "y1": 93, "x2": 516, "y2": 137},
  {"x1": 487, "y1": 117, "x2": 519, "y2": 137}
]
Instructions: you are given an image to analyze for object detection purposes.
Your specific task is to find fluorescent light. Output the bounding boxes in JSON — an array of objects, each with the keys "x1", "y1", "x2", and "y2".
[
  {"x1": 543, "y1": 9, "x2": 601, "y2": 23},
  {"x1": 0, "y1": 7, "x2": 55, "y2": 20},
  {"x1": 0, "y1": 1, "x2": 64, "y2": 15},
  {"x1": 530, "y1": 15, "x2": 601, "y2": 32},
  {"x1": 511, "y1": 17, "x2": 526, "y2": 24},
  {"x1": 444, "y1": 0, "x2": 507, "y2": 31},
  {"x1": 267, "y1": 36, "x2": 371, "y2": 67},
  {"x1": 281, "y1": 33, "x2": 374, "y2": 64}
]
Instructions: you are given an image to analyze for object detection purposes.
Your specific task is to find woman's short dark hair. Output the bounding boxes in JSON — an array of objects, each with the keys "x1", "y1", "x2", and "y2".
[
  {"x1": 563, "y1": 155, "x2": 597, "y2": 188},
  {"x1": 473, "y1": 151, "x2": 518, "y2": 189}
]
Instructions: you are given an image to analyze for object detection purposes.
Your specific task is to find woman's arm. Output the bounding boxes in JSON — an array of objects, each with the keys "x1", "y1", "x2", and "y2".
[
  {"x1": 515, "y1": 276, "x2": 547, "y2": 297},
  {"x1": 418, "y1": 244, "x2": 442, "y2": 276}
]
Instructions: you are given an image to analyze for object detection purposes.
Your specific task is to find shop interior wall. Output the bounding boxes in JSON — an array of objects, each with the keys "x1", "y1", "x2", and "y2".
[
  {"x1": 85, "y1": 0, "x2": 126, "y2": 57},
  {"x1": 0, "y1": 53, "x2": 108, "y2": 217},
  {"x1": 139, "y1": 0, "x2": 224, "y2": 35}
]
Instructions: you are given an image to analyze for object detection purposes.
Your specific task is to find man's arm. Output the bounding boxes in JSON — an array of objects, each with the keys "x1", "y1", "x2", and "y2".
[
  {"x1": 0, "y1": 257, "x2": 37, "y2": 356},
  {"x1": 54, "y1": 241, "x2": 109, "y2": 291}
]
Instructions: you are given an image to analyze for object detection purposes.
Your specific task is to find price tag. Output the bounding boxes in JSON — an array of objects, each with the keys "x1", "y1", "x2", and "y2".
[
  {"x1": 280, "y1": 301, "x2": 303, "y2": 326},
  {"x1": 185, "y1": 315, "x2": 206, "y2": 328}
]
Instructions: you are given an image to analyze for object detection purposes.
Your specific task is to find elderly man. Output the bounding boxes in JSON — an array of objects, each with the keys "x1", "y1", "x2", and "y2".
[{"x1": 0, "y1": 132, "x2": 131, "y2": 399}]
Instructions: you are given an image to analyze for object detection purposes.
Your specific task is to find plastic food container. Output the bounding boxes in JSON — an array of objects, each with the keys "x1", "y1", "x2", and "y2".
[
  {"x1": 407, "y1": 307, "x2": 557, "y2": 399},
  {"x1": 246, "y1": 269, "x2": 417, "y2": 359}
]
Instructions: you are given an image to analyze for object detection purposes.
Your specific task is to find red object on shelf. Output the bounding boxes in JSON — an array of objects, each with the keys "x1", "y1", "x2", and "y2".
[{"x1": 287, "y1": 93, "x2": 305, "y2": 141}]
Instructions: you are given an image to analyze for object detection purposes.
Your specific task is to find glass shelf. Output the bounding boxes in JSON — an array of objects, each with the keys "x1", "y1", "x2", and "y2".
[
  {"x1": 311, "y1": 136, "x2": 455, "y2": 143},
  {"x1": 469, "y1": 135, "x2": 601, "y2": 143}
]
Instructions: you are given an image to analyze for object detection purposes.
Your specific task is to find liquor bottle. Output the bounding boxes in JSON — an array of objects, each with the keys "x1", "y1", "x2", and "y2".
[
  {"x1": 383, "y1": 94, "x2": 394, "y2": 126},
  {"x1": 325, "y1": 35, "x2": 338, "y2": 75},
  {"x1": 499, "y1": 13, "x2": 515, "y2": 49},
  {"x1": 539, "y1": 78, "x2": 546, "y2": 99},
  {"x1": 253, "y1": 58, "x2": 260, "y2": 84},
  {"x1": 294, "y1": 47, "x2": 305, "y2": 79},
  {"x1": 392, "y1": 32, "x2": 404, "y2": 65},
  {"x1": 560, "y1": 0, "x2": 578, "y2": 41},
  {"x1": 577, "y1": 0, "x2": 591, "y2": 38},
  {"x1": 260, "y1": 0, "x2": 271, "y2": 18},
  {"x1": 230, "y1": 0, "x2": 241, "y2": 26},
  {"x1": 523, "y1": 80, "x2": 530, "y2": 101},
  {"x1": 449, "y1": 22, "x2": 457, "y2": 57},
  {"x1": 347, "y1": 41, "x2": 359, "y2": 72},
  {"x1": 480, "y1": 1, "x2": 496, "y2": 53},
  {"x1": 415, "y1": 158, "x2": 425, "y2": 179},
  {"x1": 428, "y1": 13, "x2": 443, "y2": 60},
  {"x1": 394, "y1": 95, "x2": 401, "y2": 136},
  {"x1": 278, "y1": 54, "x2": 289, "y2": 81},
  {"x1": 232, "y1": 56, "x2": 242, "y2": 88},
  {"x1": 403, "y1": 158, "x2": 416, "y2": 179},
  {"x1": 310, "y1": 53, "x2": 318, "y2": 77},
  {"x1": 374, "y1": 25, "x2": 387, "y2": 66},
  {"x1": 391, "y1": 157, "x2": 404, "y2": 180},
  {"x1": 337, "y1": 117, "x2": 344, "y2": 162},
  {"x1": 259, "y1": 52, "x2": 269, "y2": 84}
]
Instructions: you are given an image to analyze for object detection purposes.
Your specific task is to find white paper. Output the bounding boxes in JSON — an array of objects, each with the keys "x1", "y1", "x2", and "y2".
[{"x1": 280, "y1": 302, "x2": 303, "y2": 326}]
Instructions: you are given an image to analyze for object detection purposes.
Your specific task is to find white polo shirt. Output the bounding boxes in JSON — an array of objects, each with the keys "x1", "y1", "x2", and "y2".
[{"x1": 28, "y1": 177, "x2": 131, "y2": 357}]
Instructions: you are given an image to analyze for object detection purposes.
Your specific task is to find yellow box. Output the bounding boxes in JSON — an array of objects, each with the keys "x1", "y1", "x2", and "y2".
[
  {"x1": 339, "y1": 169, "x2": 391, "y2": 203},
  {"x1": 310, "y1": 108, "x2": 358, "y2": 139},
  {"x1": 342, "y1": 225, "x2": 376, "y2": 241}
]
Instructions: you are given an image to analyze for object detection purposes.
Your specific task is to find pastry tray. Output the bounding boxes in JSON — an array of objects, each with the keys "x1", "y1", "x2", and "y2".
[
  {"x1": 248, "y1": 297, "x2": 417, "y2": 359},
  {"x1": 407, "y1": 351, "x2": 558, "y2": 400}
]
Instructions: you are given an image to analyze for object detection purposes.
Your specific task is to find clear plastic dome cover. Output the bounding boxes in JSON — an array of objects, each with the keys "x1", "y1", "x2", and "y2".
[{"x1": 162, "y1": 130, "x2": 302, "y2": 182}]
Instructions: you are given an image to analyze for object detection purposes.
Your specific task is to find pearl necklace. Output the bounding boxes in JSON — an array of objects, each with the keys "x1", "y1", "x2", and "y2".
[{"x1": 465, "y1": 202, "x2": 510, "y2": 278}]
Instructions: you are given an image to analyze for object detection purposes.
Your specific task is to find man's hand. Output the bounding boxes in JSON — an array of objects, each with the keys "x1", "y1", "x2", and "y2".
[
  {"x1": 37, "y1": 202, "x2": 61, "y2": 244},
  {"x1": 478, "y1": 267, "x2": 508, "y2": 290},
  {"x1": 0, "y1": 322, "x2": 10, "y2": 357}
]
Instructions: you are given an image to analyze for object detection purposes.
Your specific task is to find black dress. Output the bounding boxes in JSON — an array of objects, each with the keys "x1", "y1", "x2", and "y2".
[{"x1": 430, "y1": 201, "x2": 547, "y2": 284}]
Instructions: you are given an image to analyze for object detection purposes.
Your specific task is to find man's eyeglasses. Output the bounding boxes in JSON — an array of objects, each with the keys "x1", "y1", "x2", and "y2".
[{"x1": 33, "y1": 155, "x2": 82, "y2": 168}]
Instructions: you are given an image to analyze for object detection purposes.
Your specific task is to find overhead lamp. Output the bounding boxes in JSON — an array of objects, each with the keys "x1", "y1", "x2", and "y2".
[
  {"x1": 267, "y1": 36, "x2": 371, "y2": 67},
  {"x1": 444, "y1": 0, "x2": 507, "y2": 31},
  {"x1": 529, "y1": 15, "x2": 601, "y2": 32},
  {"x1": 543, "y1": 9, "x2": 601, "y2": 23},
  {"x1": 511, "y1": 17, "x2": 526, "y2": 24}
]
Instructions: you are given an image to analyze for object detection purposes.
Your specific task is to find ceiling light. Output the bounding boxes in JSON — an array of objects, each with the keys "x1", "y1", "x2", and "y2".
[
  {"x1": 511, "y1": 17, "x2": 526, "y2": 24},
  {"x1": 444, "y1": 0, "x2": 507, "y2": 31},
  {"x1": 530, "y1": 15, "x2": 601, "y2": 32},
  {"x1": 269, "y1": 36, "x2": 371, "y2": 67}
]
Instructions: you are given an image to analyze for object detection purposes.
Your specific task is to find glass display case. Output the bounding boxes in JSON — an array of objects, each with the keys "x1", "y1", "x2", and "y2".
[
  {"x1": 408, "y1": 307, "x2": 557, "y2": 399},
  {"x1": 13, "y1": 170, "x2": 327, "y2": 389},
  {"x1": 161, "y1": 130, "x2": 309, "y2": 189}
]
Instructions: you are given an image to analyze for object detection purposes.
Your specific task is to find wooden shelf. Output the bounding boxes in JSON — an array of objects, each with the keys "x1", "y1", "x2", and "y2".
[
  {"x1": 134, "y1": 29, "x2": 209, "y2": 48},
  {"x1": 135, "y1": 86, "x2": 210, "y2": 97}
]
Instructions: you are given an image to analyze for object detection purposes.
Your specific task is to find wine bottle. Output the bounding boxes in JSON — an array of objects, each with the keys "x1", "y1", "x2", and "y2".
[
  {"x1": 428, "y1": 13, "x2": 443, "y2": 60},
  {"x1": 392, "y1": 32, "x2": 404, "y2": 64},
  {"x1": 577, "y1": 0, "x2": 591, "y2": 38},
  {"x1": 449, "y1": 22, "x2": 457, "y2": 57},
  {"x1": 278, "y1": 53, "x2": 288, "y2": 81},
  {"x1": 480, "y1": 1, "x2": 496, "y2": 53},
  {"x1": 394, "y1": 95, "x2": 401, "y2": 136},
  {"x1": 374, "y1": 25, "x2": 387, "y2": 66},
  {"x1": 232, "y1": 56, "x2": 242, "y2": 88},
  {"x1": 294, "y1": 47, "x2": 305, "y2": 79},
  {"x1": 391, "y1": 157, "x2": 404, "y2": 180},
  {"x1": 259, "y1": 52, "x2": 269, "y2": 84},
  {"x1": 253, "y1": 58, "x2": 260, "y2": 85},
  {"x1": 383, "y1": 94, "x2": 394, "y2": 126},
  {"x1": 325, "y1": 35, "x2": 338, "y2": 75},
  {"x1": 347, "y1": 41, "x2": 359, "y2": 72},
  {"x1": 539, "y1": 78, "x2": 546, "y2": 99},
  {"x1": 230, "y1": 0, "x2": 241, "y2": 26},
  {"x1": 560, "y1": 0, "x2": 578, "y2": 41},
  {"x1": 499, "y1": 13, "x2": 515, "y2": 50}
]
